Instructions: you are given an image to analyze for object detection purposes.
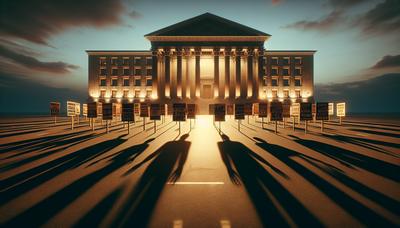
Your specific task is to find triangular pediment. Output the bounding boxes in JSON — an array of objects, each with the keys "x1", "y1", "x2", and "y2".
[{"x1": 145, "y1": 13, "x2": 270, "y2": 37}]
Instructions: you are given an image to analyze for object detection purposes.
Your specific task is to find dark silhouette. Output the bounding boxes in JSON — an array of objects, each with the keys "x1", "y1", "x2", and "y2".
[
  {"x1": 218, "y1": 134, "x2": 321, "y2": 227},
  {"x1": 2, "y1": 138, "x2": 154, "y2": 227},
  {"x1": 254, "y1": 137, "x2": 398, "y2": 227},
  {"x1": 112, "y1": 134, "x2": 190, "y2": 228},
  {"x1": 349, "y1": 128, "x2": 400, "y2": 139},
  {"x1": 289, "y1": 135, "x2": 400, "y2": 182}
]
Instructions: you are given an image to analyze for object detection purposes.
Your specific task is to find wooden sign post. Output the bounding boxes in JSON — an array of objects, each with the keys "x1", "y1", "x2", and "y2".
[
  {"x1": 226, "y1": 104, "x2": 234, "y2": 118},
  {"x1": 270, "y1": 102, "x2": 283, "y2": 134},
  {"x1": 173, "y1": 103, "x2": 186, "y2": 135},
  {"x1": 150, "y1": 104, "x2": 161, "y2": 133},
  {"x1": 300, "y1": 102, "x2": 313, "y2": 134},
  {"x1": 336, "y1": 102, "x2": 346, "y2": 125},
  {"x1": 67, "y1": 101, "x2": 76, "y2": 130},
  {"x1": 50, "y1": 102, "x2": 60, "y2": 125},
  {"x1": 282, "y1": 104, "x2": 290, "y2": 129},
  {"x1": 122, "y1": 103, "x2": 134, "y2": 134},
  {"x1": 102, "y1": 103, "x2": 113, "y2": 133},
  {"x1": 214, "y1": 104, "x2": 226, "y2": 134},
  {"x1": 235, "y1": 104, "x2": 245, "y2": 132},
  {"x1": 244, "y1": 103, "x2": 253, "y2": 124},
  {"x1": 160, "y1": 104, "x2": 166, "y2": 124},
  {"x1": 87, "y1": 102, "x2": 98, "y2": 131},
  {"x1": 140, "y1": 103, "x2": 149, "y2": 131},
  {"x1": 187, "y1": 104, "x2": 196, "y2": 129},
  {"x1": 328, "y1": 102, "x2": 334, "y2": 121},
  {"x1": 82, "y1": 104, "x2": 88, "y2": 122},
  {"x1": 316, "y1": 102, "x2": 329, "y2": 132},
  {"x1": 74, "y1": 102, "x2": 81, "y2": 125},
  {"x1": 258, "y1": 103, "x2": 268, "y2": 129},
  {"x1": 291, "y1": 103, "x2": 300, "y2": 131}
]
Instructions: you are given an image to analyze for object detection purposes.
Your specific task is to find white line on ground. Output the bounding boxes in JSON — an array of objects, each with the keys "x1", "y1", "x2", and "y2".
[{"x1": 166, "y1": 182, "x2": 224, "y2": 185}]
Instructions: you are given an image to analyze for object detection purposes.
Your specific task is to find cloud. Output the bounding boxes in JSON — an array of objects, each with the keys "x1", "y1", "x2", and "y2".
[
  {"x1": 315, "y1": 73, "x2": 400, "y2": 113},
  {"x1": 0, "y1": 0, "x2": 127, "y2": 45},
  {"x1": 285, "y1": 10, "x2": 344, "y2": 31},
  {"x1": 328, "y1": 0, "x2": 368, "y2": 8},
  {"x1": 370, "y1": 54, "x2": 400, "y2": 69},
  {"x1": 354, "y1": 0, "x2": 400, "y2": 36},
  {"x1": 0, "y1": 45, "x2": 78, "y2": 74}
]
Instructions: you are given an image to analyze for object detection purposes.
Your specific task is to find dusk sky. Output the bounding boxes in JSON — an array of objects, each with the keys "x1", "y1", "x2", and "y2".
[{"x1": 0, "y1": 0, "x2": 399, "y2": 113}]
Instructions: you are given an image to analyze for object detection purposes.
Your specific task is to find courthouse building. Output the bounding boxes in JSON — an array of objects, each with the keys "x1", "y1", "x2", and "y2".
[{"x1": 87, "y1": 13, "x2": 315, "y2": 113}]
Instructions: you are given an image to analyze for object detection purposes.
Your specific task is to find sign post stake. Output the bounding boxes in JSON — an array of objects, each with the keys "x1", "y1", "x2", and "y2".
[
  {"x1": 275, "y1": 121, "x2": 278, "y2": 134},
  {"x1": 143, "y1": 117, "x2": 145, "y2": 131},
  {"x1": 262, "y1": 117, "x2": 264, "y2": 129},
  {"x1": 92, "y1": 118, "x2": 95, "y2": 131},
  {"x1": 321, "y1": 120, "x2": 324, "y2": 132},
  {"x1": 293, "y1": 117, "x2": 295, "y2": 131},
  {"x1": 106, "y1": 120, "x2": 109, "y2": 133},
  {"x1": 247, "y1": 115, "x2": 249, "y2": 124},
  {"x1": 77, "y1": 115, "x2": 80, "y2": 125},
  {"x1": 305, "y1": 121, "x2": 308, "y2": 134},
  {"x1": 128, "y1": 121, "x2": 130, "y2": 134},
  {"x1": 219, "y1": 121, "x2": 221, "y2": 134},
  {"x1": 238, "y1": 120, "x2": 240, "y2": 132},
  {"x1": 339, "y1": 116, "x2": 342, "y2": 125},
  {"x1": 71, "y1": 116, "x2": 74, "y2": 130},
  {"x1": 178, "y1": 121, "x2": 181, "y2": 135},
  {"x1": 54, "y1": 116, "x2": 57, "y2": 125},
  {"x1": 190, "y1": 119, "x2": 192, "y2": 129},
  {"x1": 283, "y1": 118, "x2": 286, "y2": 128},
  {"x1": 154, "y1": 120, "x2": 156, "y2": 133}
]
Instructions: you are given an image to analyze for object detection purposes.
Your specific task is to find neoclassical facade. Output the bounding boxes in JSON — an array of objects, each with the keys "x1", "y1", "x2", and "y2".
[{"x1": 87, "y1": 13, "x2": 315, "y2": 113}]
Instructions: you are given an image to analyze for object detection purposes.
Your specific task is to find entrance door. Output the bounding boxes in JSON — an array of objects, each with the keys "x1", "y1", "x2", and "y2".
[{"x1": 202, "y1": 84, "x2": 213, "y2": 99}]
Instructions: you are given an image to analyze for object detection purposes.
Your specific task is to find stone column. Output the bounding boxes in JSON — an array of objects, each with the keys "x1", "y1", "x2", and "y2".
[
  {"x1": 182, "y1": 48, "x2": 190, "y2": 99},
  {"x1": 224, "y1": 48, "x2": 231, "y2": 100},
  {"x1": 235, "y1": 48, "x2": 242, "y2": 99},
  {"x1": 241, "y1": 49, "x2": 248, "y2": 99},
  {"x1": 195, "y1": 47, "x2": 201, "y2": 98},
  {"x1": 247, "y1": 48, "x2": 255, "y2": 100},
  {"x1": 164, "y1": 48, "x2": 171, "y2": 98},
  {"x1": 213, "y1": 47, "x2": 220, "y2": 99},
  {"x1": 151, "y1": 47, "x2": 158, "y2": 100},
  {"x1": 257, "y1": 47, "x2": 264, "y2": 101},
  {"x1": 176, "y1": 48, "x2": 182, "y2": 99}
]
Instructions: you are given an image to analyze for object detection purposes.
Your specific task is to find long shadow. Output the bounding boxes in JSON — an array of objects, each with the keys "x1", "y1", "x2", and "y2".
[
  {"x1": 349, "y1": 128, "x2": 400, "y2": 139},
  {"x1": 289, "y1": 135, "x2": 400, "y2": 182},
  {"x1": 0, "y1": 129, "x2": 43, "y2": 138},
  {"x1": 0, "y1": 135, "x2": 129, "y2": 205},
  {"x1": 218, "y1": 134, "x2": 320, "y2": 227},
  {"x1": 326, "y1": 121, "x2": 400, "y2": 132},
  {"x1": 254, "y1": 137, "x2": 399, "y2": 227},
  {"x1": 111, "y1": 134, "x2": 191, "y2": 228},
  {"x1": 2, "y1": 138, "x2": 154, "y2": 227}
]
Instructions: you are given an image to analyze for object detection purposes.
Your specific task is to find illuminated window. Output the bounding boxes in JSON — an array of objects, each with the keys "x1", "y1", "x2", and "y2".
[
  {"x1": 271, "y1": 68, "x2": 278, "y2": 76},
  {"x1": 111, "y1": 58, "x2": 118, "y2": 65},
  {"x1": 295, "y1": 90, "x2": 301, "y2": 98},
  {"x1": 134, "y1": 68, "x2": 141, "y2": 76},
  {"x1": 99, "y1": 58, "x2": 106, "y2": 66},
  {"x1": 283, "y1": 78, "x2": 290, "y2": 86},
  {"x1": 146, "y1": 90, "x2": 152, "y2": 98},
  {"x1": 271, "y1": 78, "x2": 278, "y2": 87},
  {"x1": 123, "y1": 68, "x2": 130, "y2": 76},
  {"x1": 271, "y1": 57, "x2": 278, "y2": 65},
  {"x1": 100, "y1": 90, "x2": 106, "y2": 98},
  {"x1": 283, "y1": 68, "x2": 290, "y2": 76},
  {"x1": 112, "y1": 69, "x2": 118, "y2": 76},
  {"x1": 146, "y1": 68, "x2": 152, "y2": 76},
  {"x1": 295, "y1": 57, "x2": 302, "y2": 64},
  {"x1": 284, "y1": 90, "x2": 289, "y2": 98},
  {"x1": 295, "y1": 78, "x2": 302, "y2": 86},
  {"x1": 134, "y1": 90, "x2": 140, "y2": 98},
  {"x1": 111, "y1": 90, "x2": 117, "y2": 98},
  {"x1": 295, "y1": 67, "x2": 302, "y2": 76},
  {"x1": 272, "y1": 90, "x2": 278, "y2": 98},
  {"x1": 123, "y1": 79, "x2": 130, "y2": 86},
  {"x1": 111, "y1": 78, "x2": 118, "y2": 86},
  {"x1": 146, "y1": 58, "x2": 152, "y2": 65},
  {"x1": 283, "y1": 57, "x2": 290, "y2": 65},
  {"x1": 134, "y1": 58, "x2": 141, "y2": 65},
  {"x1": 135, "y1": 78, "x2": 141, "y2": 86},
  {"x1": 263, "y1": 77, "x2": 268, "y2": 86},
  {"x1": 146, "y1": 79, "x2": 152, "y2": 86},
  {"x1": 100, "y1": 68, "x2": 107, "y2": 76},
  {"x1": 123, "y1": 58, "x2": 130, "y2": 66},
  {"x1": 100, "y1": 78, "x2": 106, "y2": 86},
  {"x1": 123, "y1": 90, "x2": 129, "y2": 98}
]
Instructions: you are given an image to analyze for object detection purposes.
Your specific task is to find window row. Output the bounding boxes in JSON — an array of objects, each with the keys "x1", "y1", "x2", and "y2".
[
  {"x1": 262, "y1": 77, "x2": 302, "y2": 87},
  {"x1": 99, "y1": 90, "x2": 153, "y2": 98},
  {"x1": 100, "y1": 78, "x2": 152, "y2": 87},
  {"x1": 99, "y1": 57, "x2": 152, "y2": 66},
  {"x1": 264, "y1": 67, "x2": 302, "y2": 76},
  {"x1": 266, "y1": 89, "x2": 302, "y2": 98},
  {"x1": 100, "y1": 68, "x2": 152, "y2": 76},
  {"x1": 263, "y1": 57, "x2": 302, "y2": 65}
]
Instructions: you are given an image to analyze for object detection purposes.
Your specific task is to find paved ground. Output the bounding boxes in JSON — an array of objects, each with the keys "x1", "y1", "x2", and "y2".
[{"x1": 0, "y1": 115, "x2": 399, "y2": 227}]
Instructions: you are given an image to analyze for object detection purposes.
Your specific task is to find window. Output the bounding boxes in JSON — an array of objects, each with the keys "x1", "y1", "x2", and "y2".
[
  {"x1": 271, "y1": 68, "x2": 278, "y2": 76},
  {"x1": 134, "y1": 68, "x2": 141, "y2": 76},
  {"x1": 146, "y1": 58, "x2": 152, "y2": 65},
  {"x1": 99, "y1": 58, "x2": 106, "y2": 66},
  {"x1": 100, "y1": 90, "x2": 106, "y2": 98},
  {"x1": 271, "y1": 78, "x2": 278, "y2": 86},
  {"x1": 123, "y1": 68, "x2": 130, "y2": 76},
  {"x1": 111, "y1": 78, "x2": 118, "y2": 86},
  {"x1": 283, "y1": 57, "x2": 290, "y2": 65},
  {"x1": 123, "y1": 78, "x2": 130, "y2": 86},
  {"x1": 263, "y1": 57, "x2": 267, "y2": 65},
  {"x1": 123, "y1": 58, "x2": 130, "y2": 66},
  {"x1": 284, "y1": 90, "x2": 289, "y2": 98},
  {"x1": 146, "y1": 68, "x2": 152, "y2": 76},
  {"x1": 271, "y1": 57, "x2": 278, "y2": 65},
  {"x1": 272, "y1": 90, "x2": 278, "y2": 98},
  {"x1": 295, "y1": 57, "x2": 302, "y2": 65},
  {"x1": 263, "y1": 77, "x2": 268, "y2": 86},
  {"x1": 295, "y1": 68, "x2": 302, "y2": 76},
  {"x1": 134, "y1": 58, "x2": 141, "y2": 65},
  {"x1": 111, "y1": 58, "x2": 118, "y2": 65},
  {"x1": 112, "y1": 69, "x2": 118, "y2": 76},
  {"x1": 264, "y1": 67, "x2": 268, "y2": 76},
  {"x1": 123, "y1": 90, "x2": 129, "y2": 98},
  {"x1": 146, "y1": 79, "x2": 152, "y2": 86},
  {"x1": 283, "y1": 68, "x2": 290, "y2": 76},
  {"x1": 100, "y1": 68, "x2": 107, "y2": 76},
  {"x1": 146, "y1": 90, "x2": 152, "y2": 98},
  {"x1": 111, "y1": 90, "x2": 117, "y2": 98},
  {"x1": 283, "y1": 78, "x2": 290, "y2": 86},
  {"x1": 100, "y1": 78, "x2": 106, "y2": 86},
  {"x1": 295, "y1": 90, "x2": 301, "y2": 98},
  {"x1": 135, "y1": 78, "x2": 141, "y2": 86},
  {"x1": 295, "y1": 78, "x2": 302, "y2": 86},
  {"x1": 134, "y1": 90, "x2": 140, "y2": 98}
]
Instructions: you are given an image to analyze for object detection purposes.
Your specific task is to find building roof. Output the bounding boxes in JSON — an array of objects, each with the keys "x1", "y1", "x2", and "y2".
[{"x1": 145, "y1": 12, "x2": 270, "y2": 37}]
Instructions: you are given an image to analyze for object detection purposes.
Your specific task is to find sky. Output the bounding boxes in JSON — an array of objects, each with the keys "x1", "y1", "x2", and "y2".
[{"x1": 0, "y1": 0, "x2": 399, "y2": 113}]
